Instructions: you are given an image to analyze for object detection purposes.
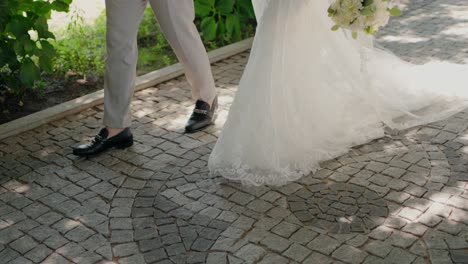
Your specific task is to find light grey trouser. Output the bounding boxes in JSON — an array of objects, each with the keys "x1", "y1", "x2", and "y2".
[{"x1": 103, "y1": 0, "x2": 216, "y2": 128}]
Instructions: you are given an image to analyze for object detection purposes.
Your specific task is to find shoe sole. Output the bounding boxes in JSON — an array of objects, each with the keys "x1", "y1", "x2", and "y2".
[{"x1": 73, "y1": 139, "x2": 134, "y2": 157}]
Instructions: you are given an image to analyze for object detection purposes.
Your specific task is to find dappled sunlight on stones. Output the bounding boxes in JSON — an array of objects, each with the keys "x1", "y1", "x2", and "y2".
[{"x1": 1, "y1": 9, "x2": 468, "y2": 262}]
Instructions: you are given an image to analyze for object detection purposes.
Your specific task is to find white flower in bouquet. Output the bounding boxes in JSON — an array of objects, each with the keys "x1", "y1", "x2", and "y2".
[
  {"x1": 328, "y1": 0, "x2": 401, "y2": 38},
  {"x1": 329, "y1": 0, "x2": 362, "y2": 28}
]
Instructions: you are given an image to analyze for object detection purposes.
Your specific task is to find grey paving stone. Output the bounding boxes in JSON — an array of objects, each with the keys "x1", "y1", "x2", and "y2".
[
  {"x1": 42, "y1": 253, "x2": 69, "y2": 264},
  {"x1": 96, "y1": 243, "x2": 113, "y2": 260},
  {"x1": 165, "y1": 243, "x2": 185, "y2": 256},
  {"x1": 398, "y1": 207, "x2": 422, "y2": 221},
  {"x1": 289, "y1": 228, "x2": 319, "y2": 245},
  {"x1": 192, "y1": 237, "x2": 215, "y2": 251},
  {"x1": 332, "y1": 244, "x2": 368, "y2": 264},
  {"x1": 382, "y1": 167, "x2": 407, "y2": 178},
  {"x1": 368, "y1": 226, "x2": 394, "y2": 241},
  {"x1": 79, "y1": 212, "x2": 108, "y2": 227},
  {"x1": 119, "y1": 254, "x2": 146, "y2": 264},
  {"x1": 112, "y1": 242, "x2": 139, "y2": 257},
  {"x1": 0, "y1": 248, "x2": 20, "y2": 263},
  {"x1": 369, "y1": 174, "x2": 393, "y2": 187},
  {"x1": 110, "y1": 230, "x2": 134, "y2": 243},
  {"x1": 65, "y1": 225, "x2": 95, "y2": 242},
  {"x1": 247, "y1": 199, "x2": 273, "y2": 213},
  {"x1": 329, "y1": 172, "x2": 350, "y2": 182},
  {"x1": 139, "y1": 238, "x2": 163, "y2": 252},
  {"x1": 36, "y1": 211, "x2": 63, "y2": 225},
  {"x1": 9, "y1": 256, "x2": 33, "y2": 264},
  {"x1": 402, "y1": 223, "x2": 428, "y2": 237},
  {"x1": 143, "y1": 248, "x2": 168, "y2": 263},
  {"x1": 283, "y1": 243, "x2": 311, "y2": 262},
  {"x1": 347, "y1": 234, "x2": 369, "y2": 248},
  {"x1": 43, "y1": 234, "x2": 69, "y2": 249},
  {"x1": 307, "y1": 235, "x2": 341, "y2": 255},
  {"x1": 9, "y1": 196, "x2": 33, "y2": 209},
  {"x1": 429, "y1": 249, "x2": 453, "y2": 264},
  {"x1": 436, "y1": 220, "x2": 461, "y2": 236},
  {"x1": 365, "y1": 240, "x2": 393, "y2": 258},
  {"x1": 229, "y1": 192, "x2": 255, "y2": 206},
  {"x1": 0, "y1": 227, "x2": 23, "y2": 244},
  {"x1": 162, "y1": 232, "x2": 182, "y2": 245},
  {"x1": 271, "y1": 221, "x2": 300, "y2": 238},
  {"x1": 385, "y1": 248, "x2": 417, "y2": 264},
  {"x1": 260, "y1": 233, "x2": 291, "y2": 252},
  {"x1": 450, "y1": 249, "x2": 468, "y2": 263},
  {"x1": 389, "y1": 230, "x2": 419, "y2": 248},
  {"x1": 56, "y1": 242, "x2": 86, "y2": 260},
  {"x1": 409, "y1": 240, "x2": 428, "y2": 257},
  {"x1": 24, "y1": 244, "x2": 52, "y2": 263},
  {"x1": 109, "y1": 206, "x2": 132, "y2": 218},
  {"x1": 232, "y1": 215, "x2": 255, "y2": 230},
  {"x1": 109, "y1": 218, "x2": 132, "y2": 230},
  {"x1": 234, "y1": 243, "x2": 267, "y2": 263},
  {"x1": 158, "y1": 224, "x2": 178, "y2": 235},
  {"x1": 384, "y1": 216, "x2": 408, "y2": 229},
  {"x1": 22, "y1": 203, "x2": 49, "y2": 218},
  {"x1": 72, "y1": 251, "x2": 104, "y2": 264},
  {"x1": 363, "y1": 255, "x2": 384, "y2": 264},
  {"x1": 386, "y1": 191, "x2": 411, "y2": 203},
  {"x1": 206, "y1": 252, "x2": 227, "y2": 264},
  {"x1": 258, "y1": 253, "x2": 289, "y2": 264},
  {"x1": 445, "y1": 235, "x2": 468, "y2": 250},
  {"x1": 9, "y1": 235, "x2": 38, "y2": 254},
  {"x1": 304, "y1": 252, "x2": 334, "y2": 264}
]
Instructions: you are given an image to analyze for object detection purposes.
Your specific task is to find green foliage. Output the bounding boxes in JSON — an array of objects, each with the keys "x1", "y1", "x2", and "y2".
[
  {"x1": 1, "y1": 0, "x2": 256, "y2": 110},
  {"x1": 53, "y1": 8, "x2": 178, "y2": 78},
  {"x1": 195, "y1": 0, "x2": 256, "y2": 48},
  {"x1": 53, "y1": 8, "x2": 107, "y2": 79},
  {"x1": 0, "y1": 0, "x2": 72, "y2": 94},
  {"x1": 136, "y1": 9, "x2": 177, "y2": 74}
]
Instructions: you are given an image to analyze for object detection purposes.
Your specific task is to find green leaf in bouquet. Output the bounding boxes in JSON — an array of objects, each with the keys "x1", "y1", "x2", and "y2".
[
  {"x1": 352, "y1": 32, "x2": 358, "y2": 39},
  {"x1": 362, "y1": 0, "x2": 374, "y2": 7},
  {"x1": 388, "y1": 7, "x2": 402, "y2": 16},
  {"x1": 364, "y1": 26, "x2": 375, "y2": 34},
  {"x1": 360, "y1": 7, "x2": 373, "y2": 15},
  {"x1": 331, "y1": 25, "x2": 340, "y2": 31},
  {"x1": 327, "y1": 6, "x2": 337, "y2": 17}
]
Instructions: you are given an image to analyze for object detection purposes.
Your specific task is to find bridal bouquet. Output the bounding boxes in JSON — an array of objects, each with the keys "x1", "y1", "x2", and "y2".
[{"x1": 328, "y1": 0, "x2": 401, "y2": 38}]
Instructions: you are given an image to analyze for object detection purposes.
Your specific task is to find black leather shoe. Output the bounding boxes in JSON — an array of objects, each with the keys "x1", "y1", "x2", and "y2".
[
  {"x1": 185, "y1": 96, "x2": 218, "y2": 133},
  {"x1": 72, "y1": 128, "x2": 133, "y2": 156}
]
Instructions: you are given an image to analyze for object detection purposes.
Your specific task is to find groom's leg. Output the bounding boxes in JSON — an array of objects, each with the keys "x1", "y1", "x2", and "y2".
[
  {"x1": 149, "y1": 0, "x2": 216, "y2": 104},
  {"x1": 103, "y1": 0, "x2": 147, "y2": 129}
]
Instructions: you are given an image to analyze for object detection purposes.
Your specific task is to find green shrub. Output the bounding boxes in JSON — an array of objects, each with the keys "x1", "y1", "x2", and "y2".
[
  {"x1": 0, "y1": 0, "x2": 72, "y2": 94},
  {"x1": 53, "y1": 7, "x2": 177, "y2": 78},
  {"x1": 1, "y1": 0, "x2": 256, "y2": 102},
  {"x1": 195, "y1": 0, "x2": 256, "y2": 48},
  {"x1": 53, "y1": 8, "x2": 107, "y2": 79}
]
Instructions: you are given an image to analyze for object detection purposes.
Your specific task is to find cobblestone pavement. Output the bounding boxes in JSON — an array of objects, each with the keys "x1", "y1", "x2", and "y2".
[{"x1": 1, "y1": 1, "x2": 468, "y2": 263}]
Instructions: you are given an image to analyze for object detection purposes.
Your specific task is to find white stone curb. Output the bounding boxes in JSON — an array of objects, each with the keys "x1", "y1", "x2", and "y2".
[{"x1": 0, "y1": 38, "x2": 253, "y2": 141}]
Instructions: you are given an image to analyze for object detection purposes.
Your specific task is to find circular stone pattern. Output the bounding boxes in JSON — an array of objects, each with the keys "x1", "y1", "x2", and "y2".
[{"x1": 288, "y1": 182, "x2": 389, "y2": 234}]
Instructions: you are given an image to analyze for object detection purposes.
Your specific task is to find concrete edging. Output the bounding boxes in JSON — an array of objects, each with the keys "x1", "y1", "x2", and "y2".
[{"x1": 0, "y1": 38, "x2": 253, "y2": 141}]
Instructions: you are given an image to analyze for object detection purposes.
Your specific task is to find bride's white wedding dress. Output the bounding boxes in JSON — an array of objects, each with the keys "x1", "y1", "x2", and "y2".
[{"x1": 208, "y1": 0, "x2": 468, "y2": 186}]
